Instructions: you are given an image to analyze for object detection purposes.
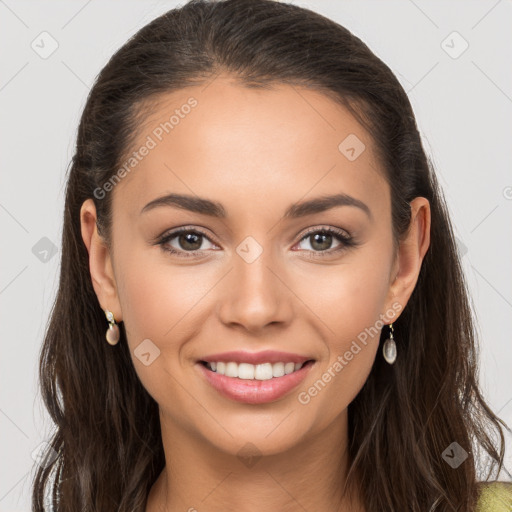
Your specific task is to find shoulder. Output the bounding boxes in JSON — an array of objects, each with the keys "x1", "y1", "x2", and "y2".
[{"x1": 476, "y1": 481, "x2": 512, "y2": 512}]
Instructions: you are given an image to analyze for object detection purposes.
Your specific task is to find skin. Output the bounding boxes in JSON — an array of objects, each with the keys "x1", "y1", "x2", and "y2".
[{"x1": 80, "y1": 75, "x2": 430, "y2": 512}]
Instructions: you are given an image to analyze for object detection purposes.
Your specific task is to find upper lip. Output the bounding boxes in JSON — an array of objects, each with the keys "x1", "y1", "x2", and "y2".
[{"x1": 198, "y1": 350, "x2": 314, "y2": 365}]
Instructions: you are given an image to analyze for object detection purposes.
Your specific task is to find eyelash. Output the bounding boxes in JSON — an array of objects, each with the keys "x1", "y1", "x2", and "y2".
[{"x1": 156, "y1": 225, "x2": 357, "y2": 259}]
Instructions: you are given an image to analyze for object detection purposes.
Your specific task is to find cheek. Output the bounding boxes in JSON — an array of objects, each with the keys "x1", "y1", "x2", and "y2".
[
  {"x1": 293, "y1": 247, "x2": 392, "y2": 341},
  {"x1": 292, "y1": 248, "x2": 391, "y2": 408},
  {"x1": 116, "y1": 245, "x2": 216, "y2": 341},
  {"x1": 115, "y1": 250, "x2": 226, "y2": 406},
  {"x1": 293, "y1": 302, "x2": 382, "y2": 425},
  {"x1": 115, "y1": 252, "x2": 206, "y2": 404}
]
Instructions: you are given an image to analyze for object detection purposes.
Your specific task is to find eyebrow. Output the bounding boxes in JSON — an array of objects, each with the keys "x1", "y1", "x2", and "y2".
[{"x1": 140, "y1": 192, "x2": 372, "y2": 220}]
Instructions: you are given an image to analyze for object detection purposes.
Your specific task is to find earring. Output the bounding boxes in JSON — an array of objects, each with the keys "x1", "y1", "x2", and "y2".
[
  {"x1": 382, "y1": 323, "x2": 396, "y2": 364},
  {"x1": 105, "y1": 310, "x2": 120, "y2": 346}
]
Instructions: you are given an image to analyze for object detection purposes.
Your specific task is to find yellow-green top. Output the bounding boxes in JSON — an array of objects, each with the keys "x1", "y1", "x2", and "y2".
[{"x1": 476, "y1": 481, "x2": 512, "y2": 511}]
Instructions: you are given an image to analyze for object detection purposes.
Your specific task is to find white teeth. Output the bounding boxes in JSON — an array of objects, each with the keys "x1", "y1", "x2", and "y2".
[
  {"x1": 205, "y1": 360, "x2": 307, "y2": 380},
  {"x1": 239, "y1": 363, "x2": 255, "y2": 379},
  {"x1": 285, "y1": 362, "x2": 295, "y2": 374},
  {"x1": 273, "y1": 362, "x2": 285, "y2": 377},
  {"x1": 225, "y1": 362, "x2": 239, "y2": 378},
  {"x1": 255, "y1": 363, "x2": 273, "y2": 380}
]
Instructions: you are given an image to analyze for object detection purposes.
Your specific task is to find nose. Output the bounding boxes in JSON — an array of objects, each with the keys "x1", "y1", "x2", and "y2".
[{"x1": 217, "y1": 245, "x2": 293, "y2": 333}]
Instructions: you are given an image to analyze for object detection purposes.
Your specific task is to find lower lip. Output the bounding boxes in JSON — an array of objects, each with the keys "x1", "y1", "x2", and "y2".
[{"x1": 196, "y1": 361, "x2": 315, "y2": 404}]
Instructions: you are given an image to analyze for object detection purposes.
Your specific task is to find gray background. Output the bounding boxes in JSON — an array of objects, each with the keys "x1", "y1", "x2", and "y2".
[{"x1": 1, "y1": 0, "x2": 511, "y2": 509}]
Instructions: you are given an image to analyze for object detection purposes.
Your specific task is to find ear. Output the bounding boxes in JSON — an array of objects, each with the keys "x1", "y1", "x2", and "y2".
[
  {"x1": 80, "y1": 198, "x2": 123, "y2": 322},
  {"x1": 384, "y1": 196, "x2": 431, "y2": 321}
]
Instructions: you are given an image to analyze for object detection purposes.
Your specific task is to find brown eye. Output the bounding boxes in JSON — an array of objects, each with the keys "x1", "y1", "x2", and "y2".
[
  {"x1": 158, "y1": 228, "x2": 217, "y2": 258},
  {"x1": 294, "y1": 227, "x2": 355, "y2": 257},
  {"x1": 176, "y1": 231, "x2": 203, "y2": 251},
  {"x1": 306, "y1": 232, "x2": 336, "y2": 251}
]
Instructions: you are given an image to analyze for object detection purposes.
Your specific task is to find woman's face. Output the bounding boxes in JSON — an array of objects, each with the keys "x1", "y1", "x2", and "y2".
[{"x1": 82, "y1": 75, "x2": 429, "y2": 458}]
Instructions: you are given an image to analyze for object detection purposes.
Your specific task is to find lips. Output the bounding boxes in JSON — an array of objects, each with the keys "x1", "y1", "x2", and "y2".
[{"x1": 195, "y1": 350, "x2": 317, "y2": 403}]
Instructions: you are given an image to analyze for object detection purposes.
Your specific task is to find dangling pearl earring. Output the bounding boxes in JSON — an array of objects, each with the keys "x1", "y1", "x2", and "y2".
[
  {"x1": 382, "y1": 322, "x2": 396, "y2": 364},
  {"x1": 105, "y1": 309, "x2": 120, "y2": 346}
]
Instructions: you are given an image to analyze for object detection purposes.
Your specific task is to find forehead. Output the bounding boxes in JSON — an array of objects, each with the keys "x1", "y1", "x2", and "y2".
[{"x1": 112, "y1": 76, "x2": 389, "y2": 221}]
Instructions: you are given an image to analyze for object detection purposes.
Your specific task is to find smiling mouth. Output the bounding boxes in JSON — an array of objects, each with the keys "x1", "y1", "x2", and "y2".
[{"x1": 199, "y1": 359, "x2": 315, "y2": 380}]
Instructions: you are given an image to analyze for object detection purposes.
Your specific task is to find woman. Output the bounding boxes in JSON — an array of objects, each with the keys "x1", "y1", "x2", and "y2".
[{"x1": 32, "y1": 0, "x2": 511, "y2": 510}]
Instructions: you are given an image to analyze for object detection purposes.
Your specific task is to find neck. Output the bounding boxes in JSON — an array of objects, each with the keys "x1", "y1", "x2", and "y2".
[{"x1": 146, "y1": 408, "x2": 364, "y2": 512}]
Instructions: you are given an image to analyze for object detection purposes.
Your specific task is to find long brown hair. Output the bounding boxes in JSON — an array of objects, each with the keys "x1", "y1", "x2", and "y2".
[{"x1": 32, "y1": 0, "x2": 510, "y2": 510}]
